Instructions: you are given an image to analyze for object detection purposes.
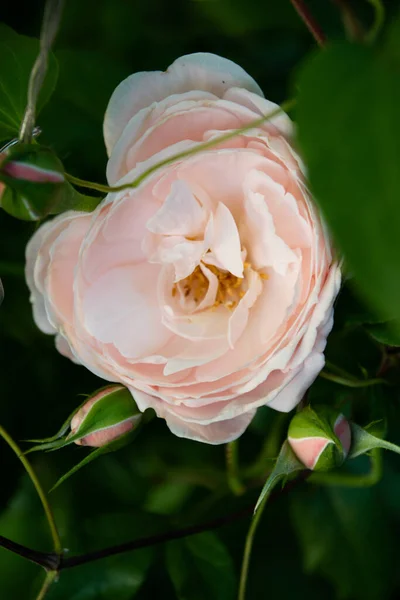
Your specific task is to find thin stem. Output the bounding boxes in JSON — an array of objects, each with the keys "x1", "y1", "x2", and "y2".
[
  {"x1": 19, "y1": 0, "x2": 65, "y2": 143},
  {"x1": 64, "y1": 173, "x2": 111, "y2": 194},
  {"x1": 35, "y1": 570, "x2": 58, "y2": 600},
  {"x1": 290, "y1": 0, "x2": 327, "y2": 46},
  {"x1": 319, "y1": 371, "x2": 387, "y2": 388},
  {"x1": 0, "y1": 425, "x2": 62, "y2": 555},
  {"x1": 238, "y1": 492, "x2": 268, "y2": 600},
  {"x1": 226, "y1": 441, "x2": 245, "y2": 496},
  {"x1": 65, "y1": 99, "x2": 296, "y2": 195}
]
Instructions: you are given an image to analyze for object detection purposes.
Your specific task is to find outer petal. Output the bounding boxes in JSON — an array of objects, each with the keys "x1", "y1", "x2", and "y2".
[
  {"x1": 104, "y1": 53, "x2": 263, "y2": 154},
  {"x1": 131, "y1": 388, "x2": 255, "y2": 444},
  {"x1": 25, "y1": 211, "x2": 92, "y2": 335}
]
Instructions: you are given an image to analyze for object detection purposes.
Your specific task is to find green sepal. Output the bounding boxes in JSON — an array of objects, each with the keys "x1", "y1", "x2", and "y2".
[
  {"x1": 25, "y1": 386, "x2": 140, "y2": 453},
  {"x1": 67, "y1": 386, "x2": 140, "y2": 443},
  {"x1": 349, "y1": 422, "x2": 400, "y2": 459},
  {"x1": 254, "y1": 441, "x2": 304, "y2": 514},
  {"x1": 288, "y1": 406, "x2": 342, "y2": 442},
  {"x1": 50, "y1": 410, "x2": 153, "y2": 491},
  {"x1": 25, "y1": 394, "x2": 92, "y2": 447}
]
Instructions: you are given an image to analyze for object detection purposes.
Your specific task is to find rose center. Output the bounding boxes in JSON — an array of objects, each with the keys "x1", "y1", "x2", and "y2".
[{"x1": 172, "y1": 262, "x2": 265, "y2": 310}]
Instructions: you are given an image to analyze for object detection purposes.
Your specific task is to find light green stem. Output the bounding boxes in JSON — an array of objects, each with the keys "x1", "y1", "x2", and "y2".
[
  {"x1": 309, "y1": 448, "x2": 382, "y2": 487},
  {"x1": 319, "y1": 371, "x2": 386, "y2": 388},
  {"x1": 66, "y1": 99, "x2": 296, "y2": 195},
  {"x1": 35, "y1": 570, "x2": 57, "y2": 600},
  {"x1": 238, "y1": 491, "x2": 269, "y2": 600},
  {"x1": 0, "y1": 425, "x2": 62, "y2": 554},
  {"x1": 226, "y1": 441, "x2": 245, "y2": 496}
]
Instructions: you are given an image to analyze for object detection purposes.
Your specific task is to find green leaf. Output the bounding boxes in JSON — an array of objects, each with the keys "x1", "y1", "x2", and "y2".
[
  {"x1": 166, "y1": 532, "x2": 236, "y2": 600},
  {"x1": 47, "y1": 552, "x2": 153, "y2": 600},
  {"x1": 0, "y1": 25, "x2": 58, "y2": 142},
  {"x1": 290, "y1": 484, "x2": 392, "y2": 600},
  {"x1": 67, "y1": 386, "x2": 139, "y2": 443},
  {"x1": 295, "y1": 40, "x2": 400, "y2": 326},
  {"x1": 365, "y1": 320, "x2": 400, "y2": 347},
  {"x1": 0, "y1": 476, "x2": 48, "y2": 598},
  {"x1": 254, "y1": 441, "x2": 304, "y2": 513}
]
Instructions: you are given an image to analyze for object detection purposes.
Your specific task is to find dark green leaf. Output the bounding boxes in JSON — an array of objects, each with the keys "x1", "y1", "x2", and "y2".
[
  {"x1": 47, "y1": 553, "x2": 153, "y2": 600},
  {"x1": 290, "y1": 484, "x2": 393, "y2": 600},
  {"x1": 50, "y1": 423, "x2": 144, "y2": 491},
  {"x1": 0, "y1": 26, "x2": 58, "y2": 142},
  {"x1": 296, "y1": 41, "x2": 400, "y2": 325},
  {"x1": 166, "y1": 532, "x2": 236, "y2": 600},
  {"x1": 0, "y1": 476, "x2": 48, "y2": 598}
]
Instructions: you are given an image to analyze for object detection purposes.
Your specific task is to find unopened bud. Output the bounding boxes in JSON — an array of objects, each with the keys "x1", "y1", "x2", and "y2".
[
  {"x1": 70, "y1": 385, "x2": 142, "y2": 447},
  {"x1": 0, "y1": 143, "x2": 71, "y2": 220},
  {"x1": 288, "y1": 406, "x2": 351, "y2": 471}
]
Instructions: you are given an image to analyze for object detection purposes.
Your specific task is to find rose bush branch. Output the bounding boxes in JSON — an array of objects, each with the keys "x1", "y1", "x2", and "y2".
[
  {"x1": 0, "y1": 535, "x2": 57, "y2": 571},
  {"x1": 0, "y1": 470, "x2": 309, "y2": 572}
]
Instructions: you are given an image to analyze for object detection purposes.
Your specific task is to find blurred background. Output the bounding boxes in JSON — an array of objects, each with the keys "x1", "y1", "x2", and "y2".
[{"x1": 1, "y1": 1, "x2": 400, "y2": 598}]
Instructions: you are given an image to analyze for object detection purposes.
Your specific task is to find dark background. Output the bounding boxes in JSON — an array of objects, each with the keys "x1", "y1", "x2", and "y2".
[{"x1": 1, "y1": 1, "x2": 400, "y2": 598}]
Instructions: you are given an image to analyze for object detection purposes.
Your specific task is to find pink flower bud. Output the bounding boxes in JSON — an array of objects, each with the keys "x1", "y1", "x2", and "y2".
[
  {"x1": 70, "y1": 385, "x2": 141, "y2": 447},
  {"x1": 1, "y1": 160, "x2": 64, "y2": 184},
  {"x1": 288, "y1": 407, "x2": 351, "y2": 471}
]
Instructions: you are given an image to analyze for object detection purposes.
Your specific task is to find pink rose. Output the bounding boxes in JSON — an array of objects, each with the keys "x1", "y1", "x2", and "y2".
[{"x1": 25, "y1": 53, "x2": 340, "y2": 444}]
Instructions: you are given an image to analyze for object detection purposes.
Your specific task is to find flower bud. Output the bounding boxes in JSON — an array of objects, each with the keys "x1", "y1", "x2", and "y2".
[
  {"x1": 288, "y1": 406, "x2": 351, "y2": 471},
  {"x1": 0, "y1": 143, "x2": 72, "y2": 220},
  {"x1": 70, "y1": 385, "x2": 142, "y2": 447}
]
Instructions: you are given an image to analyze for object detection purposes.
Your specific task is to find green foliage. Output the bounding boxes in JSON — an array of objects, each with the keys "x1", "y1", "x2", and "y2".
[
  {"x1": 365, "y1": 320, "x2": 400, "y2": 346},
  {"x1": 0, "y1": 25, "x2": 58, "y2": 143},
  {"x1": 0, "y1": 476, "x2": 49, "y2": 598},
  {"x1": 46, "y1": 553, "x2": 154, "y2": 600},
  {"x1": 290, "y1": 483, "x2": 393, "y2": 600},
  {"x1": 166, "y1": 532, "x2": 236, "y2": 600},
  {"x1": 295, "y1": 35, "x2": 400, "y2": 327}
]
